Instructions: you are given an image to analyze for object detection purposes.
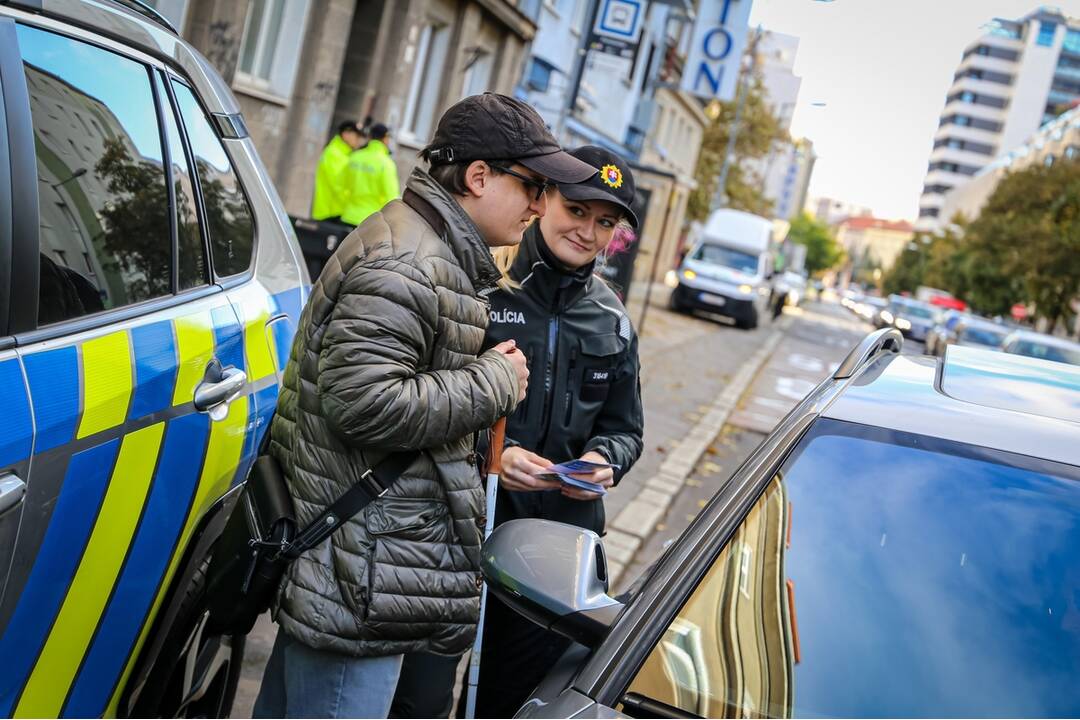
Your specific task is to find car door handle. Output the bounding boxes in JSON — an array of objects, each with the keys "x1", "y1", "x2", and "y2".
[
  {"x1": 193, "y1": 366, "x2": 247, "y2": 414},
  {"x1": 0, "y1": 473, "x2": 26, "y2": 516}
]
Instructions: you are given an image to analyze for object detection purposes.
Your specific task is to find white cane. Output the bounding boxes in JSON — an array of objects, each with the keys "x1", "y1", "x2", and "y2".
[{"x1": 465, "y1": 416, "x2": 506, "y2": 719}]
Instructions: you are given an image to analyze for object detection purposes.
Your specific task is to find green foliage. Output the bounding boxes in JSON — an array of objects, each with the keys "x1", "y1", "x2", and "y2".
[
  {"x1": 687, "y1": 39, "x2": 788, "y2": 223},
  {"x1": 963, "y1": 160, "x2": 1080, "y2": 326},
  {"x1": 882, "y1": 239, "x2": 927, "y2": 296},
  {"x1": 786, "y1": 212, "x2": 844, "y2": 275}
]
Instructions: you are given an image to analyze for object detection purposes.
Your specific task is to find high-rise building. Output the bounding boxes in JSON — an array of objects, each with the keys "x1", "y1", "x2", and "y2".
[
  {"x1": 917, "y1": 7, "x2": 1080, "y2": 230},
  {"x1": 761, "y1": 138, "x2": 816, "y2": 221},
  {"x1": 746, "y1": 31, "x2": 817, "y2": 220}
]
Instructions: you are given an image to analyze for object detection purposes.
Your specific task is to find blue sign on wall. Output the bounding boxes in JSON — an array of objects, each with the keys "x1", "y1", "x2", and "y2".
[
  {"x1": 593, "y1": 0, "x2": 645, "y2": 44},
  {"x1": 681, "y1": 0, "x2": 753, "y2": 101}
]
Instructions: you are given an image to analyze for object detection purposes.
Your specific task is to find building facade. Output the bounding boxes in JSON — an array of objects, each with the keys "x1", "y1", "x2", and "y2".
[
  {"x1": 806, "y1": 196, "x2": 873, "y2": 227},
  {"x1": 835, "y1": 217, "x2": 914, "y2": 272},
  {"x1": 940, "y1": 103, "x2": 1080, "y2": 224},
  {"x1": 759, "y1": 137, "x2": 815, "y2": 221},
  {"x1": 742, "y1": 31, "x2": 816, "y2": 221},
  {"x1": 149, "y1": 0, "x2": 535, "y2": 218},
  {"x1": 516, "y1": 0, "x2": 706, "y2": 314},
  {"x1": 917, "y1": 7, "x2": 1080, "y2": 230}
]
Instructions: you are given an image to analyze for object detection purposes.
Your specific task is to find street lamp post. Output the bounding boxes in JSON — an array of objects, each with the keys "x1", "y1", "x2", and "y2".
[{"x1": 51, "y1": 167, "x2": 87, "y2": 190}]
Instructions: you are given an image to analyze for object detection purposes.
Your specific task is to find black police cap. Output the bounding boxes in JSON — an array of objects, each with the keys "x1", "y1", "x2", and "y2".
[
  {"x1": 557, "y1": 146, "x2": 639, "y2": 228},
  {"x1": 424, "y1": 93, "x2": 595, "y2": 184}
]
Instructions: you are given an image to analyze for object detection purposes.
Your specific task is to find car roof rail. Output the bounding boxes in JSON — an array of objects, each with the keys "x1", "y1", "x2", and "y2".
[
  {"x1": 107, "y1": 0, "x2": 179, "y2": 34},
  {"x1": 833, "y1": 328, "x2": 903, "y2": 379}
]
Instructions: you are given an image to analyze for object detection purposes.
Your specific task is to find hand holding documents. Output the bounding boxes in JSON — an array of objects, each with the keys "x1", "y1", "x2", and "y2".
[{"x1": 534, "y1": 459, "x2": 620, "y2": 496}]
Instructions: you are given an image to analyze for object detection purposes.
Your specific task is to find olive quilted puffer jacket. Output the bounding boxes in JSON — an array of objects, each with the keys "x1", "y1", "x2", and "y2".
[{"x1": 269, "y1": 169, "x2": 519, "y2": 657}]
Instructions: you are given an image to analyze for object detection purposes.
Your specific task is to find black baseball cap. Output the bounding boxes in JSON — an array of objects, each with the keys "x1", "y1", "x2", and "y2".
[
  {"x1": 557, "y1": 146, "x2": 639, "y2": 228},
  {"x1": 424, "y1": 93, "x2": 595, "y2": 184}
]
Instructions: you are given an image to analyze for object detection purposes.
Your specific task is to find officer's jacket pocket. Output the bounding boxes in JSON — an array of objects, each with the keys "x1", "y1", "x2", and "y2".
[{"x1": 579, "y1": 333, "x2": 621, "y2": 402}]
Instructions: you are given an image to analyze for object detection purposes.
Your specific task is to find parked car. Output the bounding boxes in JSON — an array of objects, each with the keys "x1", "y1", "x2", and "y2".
[
  {"x1": 669, "y1": 209, "x2": 774, "y2": 329},
  {"x1": 0, "y1": 3, "x2": 307, "y2": 717},
  {"x1": 1002, "y1": 329, "x2": 1080, "y2": 366},
  {"x1": 928, "y1": 316, "x2": 1009, "y2": 357},
  {"x1": 483, "y1": 330, "x2": 1080, "y2": 718},
  {"x1": 777, "y1": 270, "x2": 808, "y2": 307},
  {"x1": 885, "y1": 296, "x2": 938, "y2": 341},
  {"x1": 925, "y1": 309, "x2": 967, "y2": 356},
  {"x1": 855, "y1": 296, "x2": 888, "y2": 324},
  {"x1": 873, "y1": 294, "x2": 902, "y2": 328}
]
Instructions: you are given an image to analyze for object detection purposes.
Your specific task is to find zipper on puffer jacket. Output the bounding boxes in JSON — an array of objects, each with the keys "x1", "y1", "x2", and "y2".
[{"x1": 537, "y1": 287, "x2": 562, "y2": 452}]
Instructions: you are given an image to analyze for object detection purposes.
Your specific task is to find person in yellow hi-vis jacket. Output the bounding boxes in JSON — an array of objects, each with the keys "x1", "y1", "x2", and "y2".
[
  {"x1": 311, "y1": 121, "x2": 365, "y2": 221},
  {"x1": 340, "y1": 124, "x2": 400, "y2": 226}
]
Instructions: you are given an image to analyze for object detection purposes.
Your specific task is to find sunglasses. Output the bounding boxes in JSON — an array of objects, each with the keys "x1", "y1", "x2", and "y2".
[{"x1": 490, "y1": 163, "x2": 550, "y2": 202}]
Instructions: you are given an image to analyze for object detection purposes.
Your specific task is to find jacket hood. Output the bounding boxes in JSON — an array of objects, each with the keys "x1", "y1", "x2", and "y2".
[{"x1": 406, "y1": 168, "x2": 502, "y2": 294}]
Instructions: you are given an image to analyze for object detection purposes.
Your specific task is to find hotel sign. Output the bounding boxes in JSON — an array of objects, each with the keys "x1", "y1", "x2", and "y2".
[{"x1": 681, "y1": 0, "x2": 753, "y2": 101}]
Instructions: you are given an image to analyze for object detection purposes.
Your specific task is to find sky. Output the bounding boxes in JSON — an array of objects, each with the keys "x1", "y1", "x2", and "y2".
[{"x1": 747, "y1": 0, "x2": 1080, "y2": 221}]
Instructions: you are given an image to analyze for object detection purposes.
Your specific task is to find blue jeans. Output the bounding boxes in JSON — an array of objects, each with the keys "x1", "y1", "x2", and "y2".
[{"x1": 252, "y1": 631, "x2": 403, "y2": 718}]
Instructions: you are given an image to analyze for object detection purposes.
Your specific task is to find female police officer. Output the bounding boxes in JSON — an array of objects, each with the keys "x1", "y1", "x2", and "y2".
[{"x1": 475, "y1": 145, "x2": 645, "y2": 717}]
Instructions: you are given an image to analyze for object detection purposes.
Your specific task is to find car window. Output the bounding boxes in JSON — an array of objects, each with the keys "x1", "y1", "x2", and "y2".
[
  {"x1": 154, "y1": 74, "x2": 206, "y2": 291},
  {"x1": 171, "y1": 81, "x2": 254, "y2": 277},
  {"x1": 1013, "y1": 340, "x2": 1080, "y2": 366},
  {"x1": 898, "y1": 302, "x2": 935, "y2": 320},
  {"x1": 959, "y1": 325, "x2": 1007, "y2": 347},
  {"x1": 623, "y1": 419, "x2": 1080, "y2": 718},
  {"x1": 19, "y1": 24, "x2": 171, "y2": 325},
  {"x1": 691, "y1": 244, "x2": 758, "y2": 274}
]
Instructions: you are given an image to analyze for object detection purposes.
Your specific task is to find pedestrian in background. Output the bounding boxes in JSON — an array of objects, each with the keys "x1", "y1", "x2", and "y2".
[
  {"x1": 252, "y1": 93, "x2": 594, "y2": 719},
  {"x1": 390, "y1": 146, "x2": 644, "y2": 719},
  {"x1": 311, "y1": 120, "x2": 364, "y2": 221},
  {"x1": 341, "y1": 123, "x2": 400, "y2": 227}
]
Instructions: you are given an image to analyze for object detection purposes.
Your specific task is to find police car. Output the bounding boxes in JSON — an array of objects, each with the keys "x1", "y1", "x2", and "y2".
[{"x1": 0, "y1": 1, "x2": 306, "y2": 716}]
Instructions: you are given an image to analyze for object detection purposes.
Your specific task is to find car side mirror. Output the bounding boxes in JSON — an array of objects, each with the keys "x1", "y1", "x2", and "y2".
[{"x1": 481, "y1": 519, "x2": 624, "y2": 647}]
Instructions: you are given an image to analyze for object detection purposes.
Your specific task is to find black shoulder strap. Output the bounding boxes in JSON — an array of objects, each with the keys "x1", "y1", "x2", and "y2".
[
  {"x1": 403, "y1": 188, "x2": 447, "y2": 237},
  {"x1": 282, "y1": 450, "x2": 418, "y2": 559}
]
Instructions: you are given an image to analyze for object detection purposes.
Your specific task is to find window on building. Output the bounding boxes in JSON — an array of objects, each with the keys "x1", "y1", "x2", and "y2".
[
  {"x1": 1065, "y1": 29, "x2": 1080, "y2": 54},
  {"x1": 19, "y1": 23, "x2": 171, "y2": 325},
  {"x1": 155, "y1": 74, "x2": 206, "y2": 291},
  {"x1": 1037, "y1": 20, "x2": 1057, "y2": 47},
  {"x1": 1065, "y1": 145, "x2": 1079, "y2": 159},
  {"x1": 402, "y1": 22, "x2": 450, "y2": 142},
  {"x1": 960, "y1": 90, "x2": 976, "y2": 103},
  {"x1": 527, "y1": 57, "x2": 555, "y2": 93},
  {"x1": 954, "y1": 114, "x2": 971, "y2": 126},
  {"x1": 235, "y1": 0, "x2": 311, "y2": 98},
  {"x1": 919, "y1": 206, "x2": 940, "y2": 218},
  {"x1": 461, "y1": 47, "x2": 494, "y2": 99},
  {"x1": 172, "y1": 81, "x2": 255, "y2": 278},
  {"x1": 1045, "y1": 154, "x2": 1056, "y2": 167}
]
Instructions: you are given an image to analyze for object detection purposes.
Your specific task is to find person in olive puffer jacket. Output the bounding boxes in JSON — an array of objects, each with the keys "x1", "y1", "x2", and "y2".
[{"x1": 252, "y1": 94, "x2": 595, "y2": 719}]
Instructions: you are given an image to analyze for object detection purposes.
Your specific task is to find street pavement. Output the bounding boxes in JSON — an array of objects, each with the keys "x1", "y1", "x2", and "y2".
[{"x1": 231, "y1": 293, "x2": 876, "y2": 717}]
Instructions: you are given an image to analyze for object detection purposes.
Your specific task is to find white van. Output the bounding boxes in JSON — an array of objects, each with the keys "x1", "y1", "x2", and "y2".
[{"x1": 669, "y1": 209, "x2": 774, "y2": 329}]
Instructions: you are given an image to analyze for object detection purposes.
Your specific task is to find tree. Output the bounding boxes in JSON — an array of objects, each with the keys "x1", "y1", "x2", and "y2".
[
  {"x1": 687, "y1": 36, "x2": 788, "y2": 223},
  {"x1": 882, "y1": 237, "x2": 928, "y2": 296},
  {"x1": 786, "y1": 212, "x2": 844, "y2": 275},
  {"x1": 964, "y1": 159, "x2": 1080, "y2": 327}
]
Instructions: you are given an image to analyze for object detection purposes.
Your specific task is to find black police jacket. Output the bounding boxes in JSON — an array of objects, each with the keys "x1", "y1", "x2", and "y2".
[{"x1": 484, "y1": 224, "x2": 644, "y2": 534}]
